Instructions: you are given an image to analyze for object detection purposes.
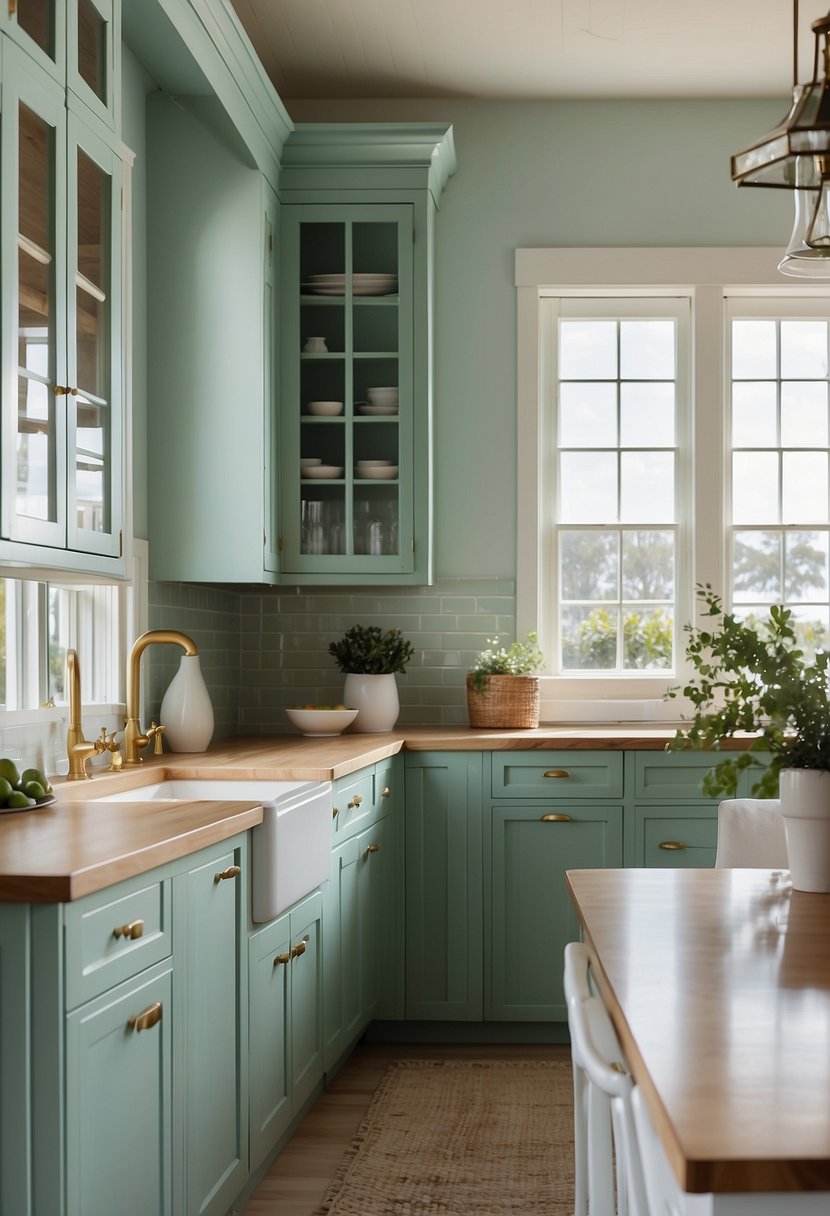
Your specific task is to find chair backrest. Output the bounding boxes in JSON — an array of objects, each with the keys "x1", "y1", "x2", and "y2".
[
  {"x1": 715, "y1": 798, "x2": 788, "y2": 868},
  {"x1": 568, "y1": 984, "x2": 649, "y2": 1216}
]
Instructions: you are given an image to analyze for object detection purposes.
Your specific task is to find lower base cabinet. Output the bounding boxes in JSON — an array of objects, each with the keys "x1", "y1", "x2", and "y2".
[
  {"x1": 65, "y1": 962, "x2": 174, "y2": 1216},
  {"x1": 487, "y1": 803, "x2": 623, "y2": 1021},
  {"x1": 249, "y1": 891, "x2": 323, "y2": 1172},
  {"x1": 0, "y1": 905, "x2": 30, "y2": 1215}
]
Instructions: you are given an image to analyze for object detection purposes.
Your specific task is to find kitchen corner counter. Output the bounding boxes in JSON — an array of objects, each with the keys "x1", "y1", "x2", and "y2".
[{"x1": 0, "y1": 723, "x2": 730, "y2": 904}]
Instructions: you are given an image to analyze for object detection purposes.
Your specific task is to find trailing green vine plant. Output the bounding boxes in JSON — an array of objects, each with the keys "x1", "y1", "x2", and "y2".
[{"x1": 668, "y1": 583, "x2": 830, "y2": 799}]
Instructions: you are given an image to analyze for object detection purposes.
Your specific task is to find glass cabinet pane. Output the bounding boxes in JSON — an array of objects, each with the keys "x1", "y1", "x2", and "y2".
[
  {"x1": 296, "y1": 215, "x2": 402, "y2": 563},
  {"x1": 17, "y1": 103, "x2": 57, "y2": 524},
  {"x1": 73, "y1": 147, "x2": 111, "y2": 534},
  {"x1": 15, "y1": 0, "x2": 54, "y2": 59},
  {"x1": 76, "y1": 0, "x2": 107, "y2": 104}
]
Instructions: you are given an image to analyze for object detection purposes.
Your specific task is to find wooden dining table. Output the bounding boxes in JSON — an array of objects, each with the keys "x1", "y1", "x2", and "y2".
[{"x1": 566, "y1": 867, "x2": 830, "y2": 1215}]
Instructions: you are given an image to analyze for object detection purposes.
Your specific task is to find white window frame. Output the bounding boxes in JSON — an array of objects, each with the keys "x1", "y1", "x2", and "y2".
[{"x1": 516, "y1": 247, "x2": 830, "y2": 721}]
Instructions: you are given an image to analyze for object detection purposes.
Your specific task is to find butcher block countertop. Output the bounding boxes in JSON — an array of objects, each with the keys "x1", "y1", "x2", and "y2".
[{"x1": 0, "y1": 724, "x2": 719, "y2": 904}]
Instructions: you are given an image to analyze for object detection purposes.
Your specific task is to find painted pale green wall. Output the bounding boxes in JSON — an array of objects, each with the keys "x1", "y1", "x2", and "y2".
[{"x1": 290, "y1": 98, "x2": 791, "y2": 579}]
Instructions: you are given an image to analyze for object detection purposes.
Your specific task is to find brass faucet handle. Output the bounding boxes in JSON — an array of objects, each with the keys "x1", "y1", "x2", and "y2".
[{"x1": 147, "y1": 722, "x2": 166, "y2": 755}]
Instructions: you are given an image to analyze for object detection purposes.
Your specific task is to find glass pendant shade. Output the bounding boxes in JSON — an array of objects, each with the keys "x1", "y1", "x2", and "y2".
[
  {"x1": 778, "y1": 177, "x2": 830, "y2": 276},
  {"x1": 807, "y1": 174, "x2": 830, "y2": 247}
]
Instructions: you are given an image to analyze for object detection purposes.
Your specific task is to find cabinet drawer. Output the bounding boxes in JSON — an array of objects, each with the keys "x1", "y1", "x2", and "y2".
[
  {"x1": 65, "y1": 876, "x2": 172, "y2": 1010},
  {"x1": 333, "y1": 762, "x2": 397, "y2": 840},
  {"x1": 641, "y1": 811, "x2": 718, "y2": 868},
  {"x1": 634, "y1": 751, "x2": 723, "y2": 801},
  {"x1": 491, "y1": 751, "x2": 623, "y2": 800}
]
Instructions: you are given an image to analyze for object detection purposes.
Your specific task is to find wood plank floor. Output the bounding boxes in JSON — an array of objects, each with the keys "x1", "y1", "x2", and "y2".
[{"x1": 245, "y1": 1041, "x2": 571, "y2": 1216}]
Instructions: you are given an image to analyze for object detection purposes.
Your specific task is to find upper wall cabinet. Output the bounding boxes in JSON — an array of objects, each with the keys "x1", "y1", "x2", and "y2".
[
  {"x1": 278, "y1": 123, "x2": 456, "y2": 586},
  {"x1": 2, "y1": 0, "x2": 120, "y2": 132},
  {"x1": 0, "y1": 38, "x2": 125, "y2": 575}
]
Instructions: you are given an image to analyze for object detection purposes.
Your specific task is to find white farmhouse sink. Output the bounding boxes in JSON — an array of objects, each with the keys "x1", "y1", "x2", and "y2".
[{"x1": 93, "y1": 778, "x2": 333, "y2": 921}]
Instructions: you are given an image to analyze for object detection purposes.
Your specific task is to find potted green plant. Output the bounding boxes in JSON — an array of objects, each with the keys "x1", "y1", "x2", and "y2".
[
  {"x1": 466, "y1": 633, "x2": 545, "y2": 729},
  {"x1": 328, "y1": 625, "x2": 414, "y2": 733},
  {"x1": 669, "y1": 583, "x2": 830, "y2": 890}
]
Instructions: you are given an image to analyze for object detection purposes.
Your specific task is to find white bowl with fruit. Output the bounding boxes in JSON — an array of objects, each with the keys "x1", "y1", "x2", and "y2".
[
  {"x1": 0, "y1": 758, "x2": 54, "y2": 812},
  {"x1": 284, "y1": 705, "x2": 358, "y2": 737}
]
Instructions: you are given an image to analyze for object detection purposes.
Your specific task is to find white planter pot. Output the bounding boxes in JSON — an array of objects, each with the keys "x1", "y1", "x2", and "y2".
[
  {"x1": 160, "y1": 654, "x2": 214, "y2": 752},
  {"x1": 343, "y1": 673, "x2": 399, "y2": 733},
  {"x1": 779, "y1": 768, "x2": 830, "y2": 892}
]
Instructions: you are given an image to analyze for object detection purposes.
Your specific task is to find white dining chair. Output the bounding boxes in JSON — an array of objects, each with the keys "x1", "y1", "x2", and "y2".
[
  {"x1": 564, "y1": 942, "x2": 648, "y2": 1216},
  {"x1": 630, "y1": 1085, "x2": 712, "y2": 1216},
  {"x1": 715, "y1": 798, "x2": 788, "y2": 868}
]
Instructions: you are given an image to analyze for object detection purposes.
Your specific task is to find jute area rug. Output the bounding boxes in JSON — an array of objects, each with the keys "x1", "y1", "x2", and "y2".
[{"x1": 315, "y1": 1058, "x2": 574, "y2": 1216}]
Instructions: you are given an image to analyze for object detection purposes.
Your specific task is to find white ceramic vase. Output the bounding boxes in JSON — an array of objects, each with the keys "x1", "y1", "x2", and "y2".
[
  {"x1": 343, "y1": 672, "x2": 399, "y2": 733},
  {"x1": 160, "y1": 654, "x2": 214, "y2": 752},
  {"x1": 778, "y1": 768, "x2": 830, "y2": 892}
]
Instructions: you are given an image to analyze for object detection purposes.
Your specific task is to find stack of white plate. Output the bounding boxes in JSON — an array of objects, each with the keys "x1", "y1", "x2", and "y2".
[{"x1": 303, "y1": 272, "x2": 398, "y2": 297}]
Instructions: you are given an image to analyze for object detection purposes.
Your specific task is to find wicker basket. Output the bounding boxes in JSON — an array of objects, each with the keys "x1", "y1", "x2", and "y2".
[{"x1": 466, "y1": 673, "x2": 541, "y2": 729}]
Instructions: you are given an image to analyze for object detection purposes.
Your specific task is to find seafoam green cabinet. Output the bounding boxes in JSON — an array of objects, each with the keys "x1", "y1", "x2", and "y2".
[
  {"x1": 404, "y1": 751, "x2": 484, "y2": 1020},
  {"x1": 183, "y1": 839, "x2": 248, "y2": 1216},
  {"x1": 0, "y1": 37, "x2": 125, "y2": 573},
  {"x1": 248, "y1": 889, "x2": 323, "y2": 1172},
  {"x1": 278, "y1": 123, "x2": 456, "y2": 586},
  {"x1": 0, "y1": 904, "x2": 30, "y2": 1215}
]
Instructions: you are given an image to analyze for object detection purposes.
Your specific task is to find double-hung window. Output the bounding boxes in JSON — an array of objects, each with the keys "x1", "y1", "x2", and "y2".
[{"x1": 516, "y1": 248, "x2": 830, "y2": 719}]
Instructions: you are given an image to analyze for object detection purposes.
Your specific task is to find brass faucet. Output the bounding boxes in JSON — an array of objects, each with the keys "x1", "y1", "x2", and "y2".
[
  {"x1": 124, "y1": 629, "x2": 198, "y2": 765},
  {"x1": 66, "y1": 650, "x2": 107, "y2": 780}
]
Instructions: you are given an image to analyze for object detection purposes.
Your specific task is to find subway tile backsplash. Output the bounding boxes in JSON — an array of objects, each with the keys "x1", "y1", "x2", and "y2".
[{"x1": 148, "y1": 578, "x2": 516, "y2": 735}]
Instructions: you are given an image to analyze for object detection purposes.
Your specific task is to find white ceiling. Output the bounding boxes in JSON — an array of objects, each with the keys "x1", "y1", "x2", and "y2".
[{"x1": 230, "y1": 0, "x2": 829, "y2": 103}]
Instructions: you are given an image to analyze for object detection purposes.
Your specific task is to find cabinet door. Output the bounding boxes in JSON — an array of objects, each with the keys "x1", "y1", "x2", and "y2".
[
  {"x1": 184, "y1": 843, "x2": 247, "y2": 1216},
  {"x1": 0, "y1": 906, "x2": 31, "y2": 1215},
  {"x1": 3, "y1": 0, "x2": 67, "y2": 86},
  {"x1": 1, "y1": 43, "x2": 68, "y2": 549},
  {"x1": 404, "y1": 753, "x2": 484, "y2": 1020},
  {"x1": 248, "y1": 911, "x2": 291, "y2": 1172},
  {"x1": 65, "y1": 960, "x2": 173, "y2": 1216},
  {"x1": 280, "y1": 203, "x2": 415, "y2": 577},
  {"x1": 323, "y1": 834, "x2": 362, "y2": 1071},
  {"x1": 66, "y1": 109, "x2": 122, "y2": 557},
  {"x1": 289, "y1": 891, "x2": 323, "y2": 1112},
  {"x1": 357, "y1": 815, "x2": 390, "y2": 1019},
  {"x1": 488, "y1": 803, "x2": 623, "y2": 1021},
  {"x1": 67, "y1": 0, "x2": 119, "y2": 131}
]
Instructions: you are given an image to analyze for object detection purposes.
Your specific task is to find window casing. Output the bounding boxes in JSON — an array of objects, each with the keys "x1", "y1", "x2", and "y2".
[{"x1": 516, "y1": 248, "x2": 830, "y2": 719}]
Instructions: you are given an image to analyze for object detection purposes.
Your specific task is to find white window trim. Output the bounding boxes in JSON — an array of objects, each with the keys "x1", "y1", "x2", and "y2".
[{"x1": 516, "y1": 247, "x2": 830, "y2": 721}]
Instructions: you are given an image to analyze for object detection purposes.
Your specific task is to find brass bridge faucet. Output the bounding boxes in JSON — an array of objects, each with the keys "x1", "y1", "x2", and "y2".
[{"x1": 124, "y1": 629, "x2": 198, "y2": 765}]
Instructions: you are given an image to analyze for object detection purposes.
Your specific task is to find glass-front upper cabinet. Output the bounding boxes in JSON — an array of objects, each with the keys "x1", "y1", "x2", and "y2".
[
  {"x1": 1, "y1": 41, "x2": 122, "y2": 565},
  {"x1": 4, "y1": 0, "x2": 119, "y2": 131},
  {"x1": 280, "y1": 204, "x2": 414, "y2": 577}
]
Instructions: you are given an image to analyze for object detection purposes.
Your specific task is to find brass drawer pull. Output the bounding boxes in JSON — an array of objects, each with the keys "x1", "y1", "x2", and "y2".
[
  {"x1": 659, "y1": 841, "x2": 687, "y2": 851},
  {"x1": 273, "y1": 952, "x2": 291, "y2": 967},
  {"x1": 543, "y1": 769, "x2": 570, "y2": 779},
  {"x1": 540, "y1": 812, "x2": 572, "y2": 823},
  {"x1": 113, "y1": 918, "x2": 144, "y2": 941},
  {"x1": 381, "y1": 786, "x2": 391, "y2": 798},
  {"x1": 128, "y1": 1001, "x2": 162, "y2": 1032},
  {"x1": 332, "y1": 805, "x2": 340, "y2": 819},
  {"x1": 347, "y1": 794, "x2": 363, "y2": 810},
  {"x1": 290, "y1": 935, "x2": 310, "y2": 960},
  {"x1": 214, "y1": 864, "x2": 241, "y2": 883},
  {"x1": 364, "y1": 842, "x2": 381, "y2": 858}
]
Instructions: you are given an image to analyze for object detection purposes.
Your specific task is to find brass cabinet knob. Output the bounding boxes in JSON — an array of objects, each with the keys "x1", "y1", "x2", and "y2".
[
  {"x1": 540, "y1": 812, "x2": 572, "y2": 822},
  {"x1": 128, "y1": 1001, "x2": 162, "y2": 1032},
  {"x1": 113, "y1": 918, "x2": 144, "y2": 940},
  {"x1": 347, "y1": 794, "x2": 363, "y2": 809},
  {"x1": 364, "y1": 842, "x2": 381, "y2": 858},
  {"x1": 659, "y1": 841, "x2": 687, "y2": 851},
  {"x1": 273, "y1": 952, "x2": 291, "y2": 967},
  {"x1": 290, "y1": 934, "x2": 310, "y2": 960},
  {"x1": 213, "y1": 864, "x2": 241, "y2": 883},
  {"x1": 543, "y1": 769, "x2": 570, "y2": 779},
  {"x1": 381, "y1": 786, "x2": 391, "y2": 798}
]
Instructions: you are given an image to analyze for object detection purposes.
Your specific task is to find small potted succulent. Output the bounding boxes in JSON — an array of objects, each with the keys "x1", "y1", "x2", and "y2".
[
  {"x1": 466, "y1": 633, "x2": 545, "y2": 729},
  {"x1": 328, "y1": 625, "x2": 414, "y2": 733}
]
